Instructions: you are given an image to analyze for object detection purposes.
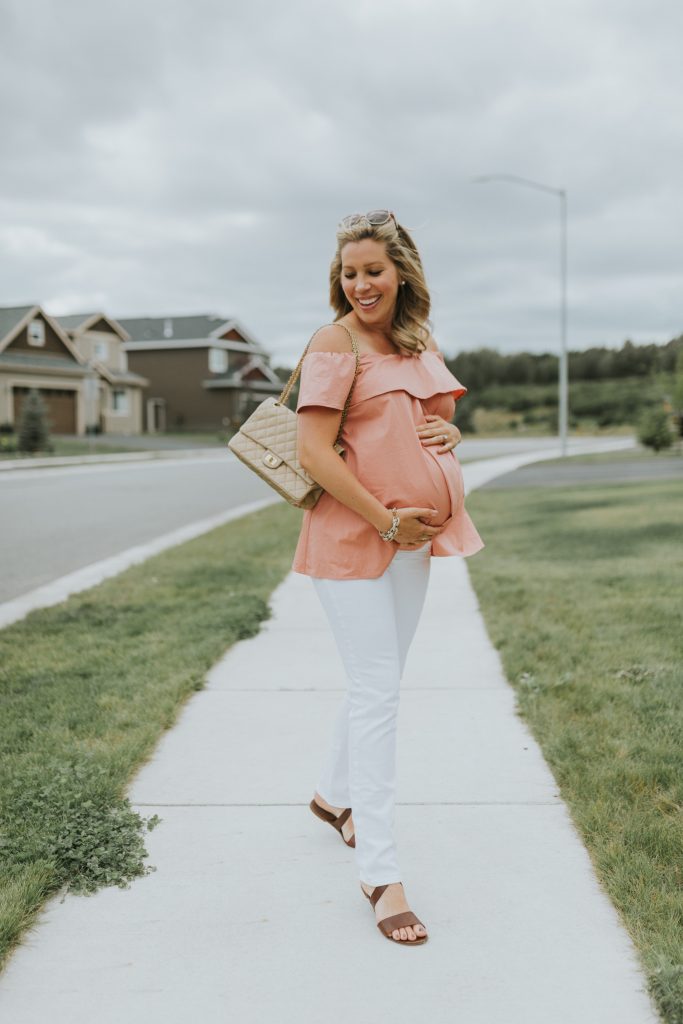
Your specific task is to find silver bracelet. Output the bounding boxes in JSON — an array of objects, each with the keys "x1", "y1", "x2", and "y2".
[{"x1": 378, "y1": 507, "x2": 400, "y2": 542}]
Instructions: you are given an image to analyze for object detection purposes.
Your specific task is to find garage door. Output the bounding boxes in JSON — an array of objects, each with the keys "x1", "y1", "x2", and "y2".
[{"x1": 13, "y1": 387, "x2": 77, "y2": 434}]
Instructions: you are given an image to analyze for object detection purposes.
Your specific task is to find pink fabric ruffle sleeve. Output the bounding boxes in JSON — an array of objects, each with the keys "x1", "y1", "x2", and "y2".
[{"x1": 296, "y1": 352, "x2": 358, "y2": 412}]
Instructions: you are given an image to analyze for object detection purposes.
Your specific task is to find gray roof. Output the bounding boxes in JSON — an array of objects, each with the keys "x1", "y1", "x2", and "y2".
[
  {"x1": 0, "y1": 305, "x2": 37, "y2": 342},
  {"x1": 97, "y1": 365, "x2": 148, "y2": 387},
  {"x1": 117, "y1": 315, "x2": 236, "y2": 342},
  {"x1": 0, "y1": 351, "x2": 88, "y2": 373},
  {"x1": 54, "y1": 313, "x2": 98, "y2": 330}
]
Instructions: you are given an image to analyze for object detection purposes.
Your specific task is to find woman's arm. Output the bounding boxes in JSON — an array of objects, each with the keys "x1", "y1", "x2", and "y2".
[
  {"x1": 298, "y1": 406, "x2": 394, "y2": 533},
  {"x1": 297, "y1": 325, "x2": 393, "y2": 533}
]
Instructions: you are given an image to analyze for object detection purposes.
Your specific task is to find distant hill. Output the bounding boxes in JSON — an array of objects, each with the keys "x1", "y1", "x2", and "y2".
[
  {"x1": 445, "y1": 334, "x2": 682, "y2": 390},
  {"x1": 444, "y1": 334, "x2": 683, "y2": 434}
]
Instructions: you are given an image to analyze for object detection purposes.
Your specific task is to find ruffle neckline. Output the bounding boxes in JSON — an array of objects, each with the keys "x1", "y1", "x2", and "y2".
[
  {"x1": 333, "y1": 349, "x2": 467, "y2": 404},
  {"x1": 297, "y1": 349, "x2": 467, "y2": 407},
  {"x1": 322, "y1": 350, "x2": 440, "y2": 360}
]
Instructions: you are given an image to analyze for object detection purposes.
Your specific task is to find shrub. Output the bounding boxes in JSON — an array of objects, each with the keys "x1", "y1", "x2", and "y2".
[
  {"x1": 17, "y1": 390, "x2": 51, "y2": 454},
  {"x1": 454, "y1": 396, "x2": 477, "y2": 433},
  {"x1": 637, "y1": 407, "x2": 673, "y2": 452}
]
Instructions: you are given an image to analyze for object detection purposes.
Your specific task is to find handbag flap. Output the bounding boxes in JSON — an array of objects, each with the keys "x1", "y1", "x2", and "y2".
[{"x1": 238, "y1": 398, "x2": 299, "y2": 456}]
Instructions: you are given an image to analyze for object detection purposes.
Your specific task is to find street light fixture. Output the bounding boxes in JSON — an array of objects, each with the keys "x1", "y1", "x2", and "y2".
[{"x1": 472, "y1": 174, "x2": 568, "y2": 457}]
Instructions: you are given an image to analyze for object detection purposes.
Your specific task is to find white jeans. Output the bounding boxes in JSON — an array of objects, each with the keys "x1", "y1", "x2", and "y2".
[{"x1": 311, "y1": 542, "x2": 432, "y2": 885}]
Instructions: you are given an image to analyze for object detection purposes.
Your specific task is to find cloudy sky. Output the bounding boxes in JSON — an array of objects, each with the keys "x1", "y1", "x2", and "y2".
[{"x1": 2, "y1": 0, "x2": 681, "y2": 364}]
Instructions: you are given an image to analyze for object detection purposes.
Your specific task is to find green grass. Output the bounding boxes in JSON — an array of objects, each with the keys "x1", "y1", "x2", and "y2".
[
  {"x1": 466, "y1": 479, "x2": 683, "y2": 1023},
  {"x1": 0, "y1": 430, "x2": 235, "y2": 459},
  {"x1": 537, "y1": 445, "x2": 682, "y2": 467},
  {"x1": 0, "y1": 437, "x2": 142, "y2": 459},
  {"x1": 0, "y1": 500, "x2": 302, "y2": 970}
]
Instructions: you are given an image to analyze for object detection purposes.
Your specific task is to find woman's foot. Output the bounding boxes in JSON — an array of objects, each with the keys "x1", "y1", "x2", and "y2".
[
  {"x1": 313, "y1": 791, "x2": 355, "y2": 845},
  {"x1": 360, "y1": 881, "x2": 428, "y2": 942}
]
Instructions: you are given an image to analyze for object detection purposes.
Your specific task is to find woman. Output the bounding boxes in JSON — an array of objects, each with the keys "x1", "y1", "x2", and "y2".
[{"x1": 293, "y1": 210, "x2": 484, "y2": 946}]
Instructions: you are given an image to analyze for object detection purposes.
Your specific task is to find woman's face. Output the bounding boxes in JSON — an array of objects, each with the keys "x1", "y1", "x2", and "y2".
[{"x1": 340, "y1": 238, "x2": 401, "y2": 330}]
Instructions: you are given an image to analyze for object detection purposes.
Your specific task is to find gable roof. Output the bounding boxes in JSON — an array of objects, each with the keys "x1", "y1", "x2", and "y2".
[
  {"x1": 0, "y1": 305, "x2": 40, "y2": 345},
  {"x1": 230, "y1": 354, "x2": 281, "y2": 385},
  {"x1": 93, "y1": 361, "x2": 149, "y2": 387},
  {"x1": 0, "y1": 304, "x2": 85, "y2": 363},
  {"x1": 118, "y1": 314, "x2": 261, "y2": 347},
  {"x1": 54, "y1": 313, "x2": 98, "y2": 330},
  {"x1": 201, "y1": 351, "x2": 282, "y2": 393},
  {"x1": 54, "y1": 313, "x2": 131, "y2": 341}
]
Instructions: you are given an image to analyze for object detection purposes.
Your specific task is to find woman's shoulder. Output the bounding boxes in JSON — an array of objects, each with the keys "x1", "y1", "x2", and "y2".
[
  {"x1": 307, "y1": 323, "x2": 355, "y2": 355},
  {"x1": 305, "y1": 322, "x2": 442, "y2": 358}
]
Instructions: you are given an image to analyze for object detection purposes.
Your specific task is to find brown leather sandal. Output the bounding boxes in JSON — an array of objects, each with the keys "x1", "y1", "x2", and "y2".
[
  {"x1": 309, "y1": 798, "x2": 355, "y2": 848},
  {"x1": 361, "y1": 883, "x2": 428, "y2": 945}
]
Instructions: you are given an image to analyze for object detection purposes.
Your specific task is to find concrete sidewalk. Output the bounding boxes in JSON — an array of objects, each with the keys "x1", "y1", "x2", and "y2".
[{"x1": 0, "y1": 445, "x2": 659, "y2": 1024}]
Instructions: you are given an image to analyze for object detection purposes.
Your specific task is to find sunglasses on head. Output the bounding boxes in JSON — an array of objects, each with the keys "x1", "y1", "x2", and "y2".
[{"x1": 338, "y1": 209, "x2": 398, "y2": 230}]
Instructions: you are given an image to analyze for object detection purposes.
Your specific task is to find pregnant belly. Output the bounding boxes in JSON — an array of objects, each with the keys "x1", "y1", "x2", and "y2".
[
  {"x1": 394, "y1": 449, "x2": 463, "y2": 547},
  {"x1": 421, "y1": 453, "x2": 453, "y2": 524},
  {"x1": 425, "y1": 446, "x2": 466, "y2": 517}
]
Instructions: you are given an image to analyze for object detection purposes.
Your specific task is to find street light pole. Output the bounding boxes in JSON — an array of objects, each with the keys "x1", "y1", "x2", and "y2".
[
  {"x1": 559, "y1": 187, "x2": 568, "y2": 457},
  {"x1": 472, "y1": 174, "x2": 569, "y2": 456}
]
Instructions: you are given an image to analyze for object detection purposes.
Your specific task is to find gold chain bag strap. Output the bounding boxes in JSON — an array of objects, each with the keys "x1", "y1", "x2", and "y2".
[{"x1": 227, "y1": 322, "x2": 361, "y2": 509}]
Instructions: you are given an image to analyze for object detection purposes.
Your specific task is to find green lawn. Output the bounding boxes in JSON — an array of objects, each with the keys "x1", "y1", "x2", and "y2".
[
  {"x1": 0, "y1": 500, "x2": 303, "y2": 970},
  {"x1": 537, "y1": 445, "x2": 682, "y2": 467},
  {"x1": 466, "y1": 478, "x2": 683, "y2": 1023},
  {"x1": 0, "y1": 431, "x2": 233, "y2": 459}
]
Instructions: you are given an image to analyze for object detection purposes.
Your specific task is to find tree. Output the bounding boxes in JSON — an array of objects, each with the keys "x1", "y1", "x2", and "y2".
[
  {"x1": 672, "y1": 347, "x2": 683, "y2": 438},
  {"x1": 637, "y1": 407, "x2": 673, "y2": 453},
  {"x1": 454, "y1": 396, "x2": 477, "y2": 433},
  {"x1": 17, "y1": 389, "x2": 51, "y2": 454}
]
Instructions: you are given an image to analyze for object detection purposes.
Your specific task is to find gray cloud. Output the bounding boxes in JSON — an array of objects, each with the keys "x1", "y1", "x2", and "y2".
[{"x1": 1, "y1": 0, "x2": 681, "y2": 364}]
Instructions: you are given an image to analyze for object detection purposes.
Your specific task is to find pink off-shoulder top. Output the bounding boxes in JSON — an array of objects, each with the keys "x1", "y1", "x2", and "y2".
[{"x1": 291, "y1": 347, "x2": 484, "y2": 579}]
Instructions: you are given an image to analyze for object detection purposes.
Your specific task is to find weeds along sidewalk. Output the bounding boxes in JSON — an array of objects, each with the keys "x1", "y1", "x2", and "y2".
[
  {"x1": 0, "y1": 450, "x2": 661, "y2": 1024},
  {"x1": 0, "y1": 502, "x2": 303, "y2": 968}
]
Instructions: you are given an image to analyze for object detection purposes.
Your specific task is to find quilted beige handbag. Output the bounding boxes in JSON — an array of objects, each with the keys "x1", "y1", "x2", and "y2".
[{"x1": 227, "y1": 323, "x2": 360, "y2": 509}]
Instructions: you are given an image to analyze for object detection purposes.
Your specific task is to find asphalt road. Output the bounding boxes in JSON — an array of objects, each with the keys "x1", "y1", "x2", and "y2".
[
  {"x1": 0, "y1": 454, "x2": 273, "y2": 603},
  {"x1": 0, "y1": 436, "x2": 635, "y2": 605}
]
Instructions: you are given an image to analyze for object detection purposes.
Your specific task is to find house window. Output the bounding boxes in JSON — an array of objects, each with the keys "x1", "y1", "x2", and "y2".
[
  {"x1": 28, "y1": 320, "x2": 45, "y2": 346},
  {"x1": 111, "y1": 389, "x2": 129, "y2": 413},
  {"x1": 94, "y1": 339, "x2": 109, "y2": 361},
  {"x1": 208, "y1": 347, "x2": 228, "y2": 373}
]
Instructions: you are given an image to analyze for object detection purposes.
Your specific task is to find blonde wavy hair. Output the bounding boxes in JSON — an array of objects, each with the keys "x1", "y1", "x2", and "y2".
[{"x1": 329, "y1": 215, "x2": 432, "y2": 357}]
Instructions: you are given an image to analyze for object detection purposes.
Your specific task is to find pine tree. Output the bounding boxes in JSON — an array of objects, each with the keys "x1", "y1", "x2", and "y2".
[
  {"x1": 637, "y1": 406, "x2": 673, "y2": 453},
  {"x1": 17, "y1": 389, "x2": 51, "y2": 454}
]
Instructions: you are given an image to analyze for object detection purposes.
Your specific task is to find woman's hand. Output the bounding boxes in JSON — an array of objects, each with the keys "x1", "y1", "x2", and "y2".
[
  {"x1": 416, "y1": 415, "x2": 461, "y2": 453},
  {"x1": 392, "y1": 507, "x2": 445, "y2": 547}
]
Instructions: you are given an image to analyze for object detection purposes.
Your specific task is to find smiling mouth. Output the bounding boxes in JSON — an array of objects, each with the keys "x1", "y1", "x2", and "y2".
[{"x1": 357, "y1": 295, "x2": 381, "y2": 310}]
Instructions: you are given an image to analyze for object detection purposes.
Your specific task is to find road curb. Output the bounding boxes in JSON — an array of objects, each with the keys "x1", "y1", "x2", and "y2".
[
  {"x1": 0, "y1": 497, "x2": 280, "y2": 630},
  {"x1": 0, "y1": 448, "x2": 230, "y2": 472}
]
